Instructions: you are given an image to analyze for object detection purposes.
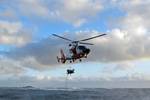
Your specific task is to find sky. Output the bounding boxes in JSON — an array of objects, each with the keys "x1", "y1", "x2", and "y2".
[{"x1": 0, "y1": 0, "x2": 150, "y2": 88}]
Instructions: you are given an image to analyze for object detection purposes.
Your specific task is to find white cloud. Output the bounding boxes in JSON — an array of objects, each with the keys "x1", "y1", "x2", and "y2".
[
  {"x1": 113, "y1": 0, "x2": 150, "y2": 34},
  {"x1": 0, "y1": 0, "x2": 150, "y2": 86},
  {"x1": 0, "y1": 8, "x2": 17, "y2": 20},
  {"x1": 2, "y1": 28, "x2": 149, "y2": 71},
  {"x1": 1, "y1": 73, "x2": 150, "y2": 88},
  {"x1": 0, "y1": 21, "x2": 22, "y2": 34},
  {"x1": 102, "y1": 0, "x2": 150, "y2": 62},
  {"x1": 0, "y1": 20, "x2": 32, "y2": 46},
  {"x1": 128, "y1": 72, "x2": 150, "y2": 81},
  {"x1": 1, "y1": 0, "x2": 103, "y2": 26},
  {"x1": 0, "y1": 56, "x2": 26, "y2": 76},
  {"x1": 57, "y1": 0, "x2": 102, "y2": 26},
  {"x1": 17, "y1": 0, "x2": 50, "y2": 18},
  {"x1": 114, "y1": 62, "x2": 135, "y2": 71}
]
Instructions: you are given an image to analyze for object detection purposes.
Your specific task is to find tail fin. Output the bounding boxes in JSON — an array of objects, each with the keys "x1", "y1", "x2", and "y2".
[{"x1": 57, "y1": 49, "x2": 66, "y2": 63}]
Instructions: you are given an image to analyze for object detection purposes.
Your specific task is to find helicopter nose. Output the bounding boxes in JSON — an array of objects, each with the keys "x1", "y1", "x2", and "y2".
[{"x1": 86, "y1": 48, "x2": 90, "y2": 54}]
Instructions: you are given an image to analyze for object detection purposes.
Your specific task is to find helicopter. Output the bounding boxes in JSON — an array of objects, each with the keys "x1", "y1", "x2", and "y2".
[{"x1": 52, "y1": 33, "x2": 106, "y2": 63}]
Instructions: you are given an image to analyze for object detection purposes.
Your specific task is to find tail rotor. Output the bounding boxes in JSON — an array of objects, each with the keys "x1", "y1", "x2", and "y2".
[{"x1": 57, "y1": 49, "x2": 66, "y2": 64}]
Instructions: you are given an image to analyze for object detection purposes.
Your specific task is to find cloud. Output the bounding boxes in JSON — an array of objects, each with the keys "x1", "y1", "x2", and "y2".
[
  {"x1": 0, "y1": 20, "x2": 32, "y2": 46},
  {"x1": 0, "y1": 0, "x2": 148, "y2": 66},
  {"x1": 0, "y1": 0, "x2": 103, "y2": 26},
  {"x1": 0, "y1": 27, "x2": 148, "y2": 71},
  {"x1": 1, "y1": 73, "x2": 150, "y2": 88},
  {"x1": 96, "y1": 0, "x2": 150, "y2": 63},
  {"x1": 80, "y1": 1, "x2": 150, "y2": 62},
  {"x1": 112, "y1": 0, "x2": 150, "y2": 33},
  {"x1": 102, "y1": 61, "x2": 135, "y2": 75},
  {"x1": 55, "y1": 0, "x2": 102, "y2": 27},
  {"x1": 0, "y1": 56, "x2": 26, "y2": 76},
  {"x1": 114, "y1": 62, "x2": 135, "y2": 71},
  {"x1": 6, "y1": 37, "x2": 64, "y2": 70},
  {"x1": 128, "y1": 72, "x2": 150, "y2": 81},
  {"x1": 17, "y1": 0, "x2": 50, "y2": 18},
  {"x1": 82, "y1": 29, "x2": 150, "y2": 62},
  {"x1": 0, "y1": 9, "x2": 17, "y2": 20}
]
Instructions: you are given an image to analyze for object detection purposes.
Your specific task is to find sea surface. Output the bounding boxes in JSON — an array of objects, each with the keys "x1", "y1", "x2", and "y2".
[{"x1": 0, "y1": 87, "x2": 150, "y2": 100}]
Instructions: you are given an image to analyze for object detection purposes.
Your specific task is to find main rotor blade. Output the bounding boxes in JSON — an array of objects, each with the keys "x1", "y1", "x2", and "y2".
[
  {"x1": 79, "y1": 42, "x2": 94, "y2": 45},
  {"x1": 52, "y1": 34, "x2": 72, "y2": 42},
  {"x1": 80, "y1": 34, "x2": 106, "y2": 41}
]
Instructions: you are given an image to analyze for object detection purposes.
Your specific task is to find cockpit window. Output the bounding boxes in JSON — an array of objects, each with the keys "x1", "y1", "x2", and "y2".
[{"x1": 78, "y1": 46, "x2": 86, "y2": 50}]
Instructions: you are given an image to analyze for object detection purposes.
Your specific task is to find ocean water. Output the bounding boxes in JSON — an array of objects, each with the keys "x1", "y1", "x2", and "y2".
[{"x1": 0, "y1": 88, "x2": 150, "y2": 100}]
